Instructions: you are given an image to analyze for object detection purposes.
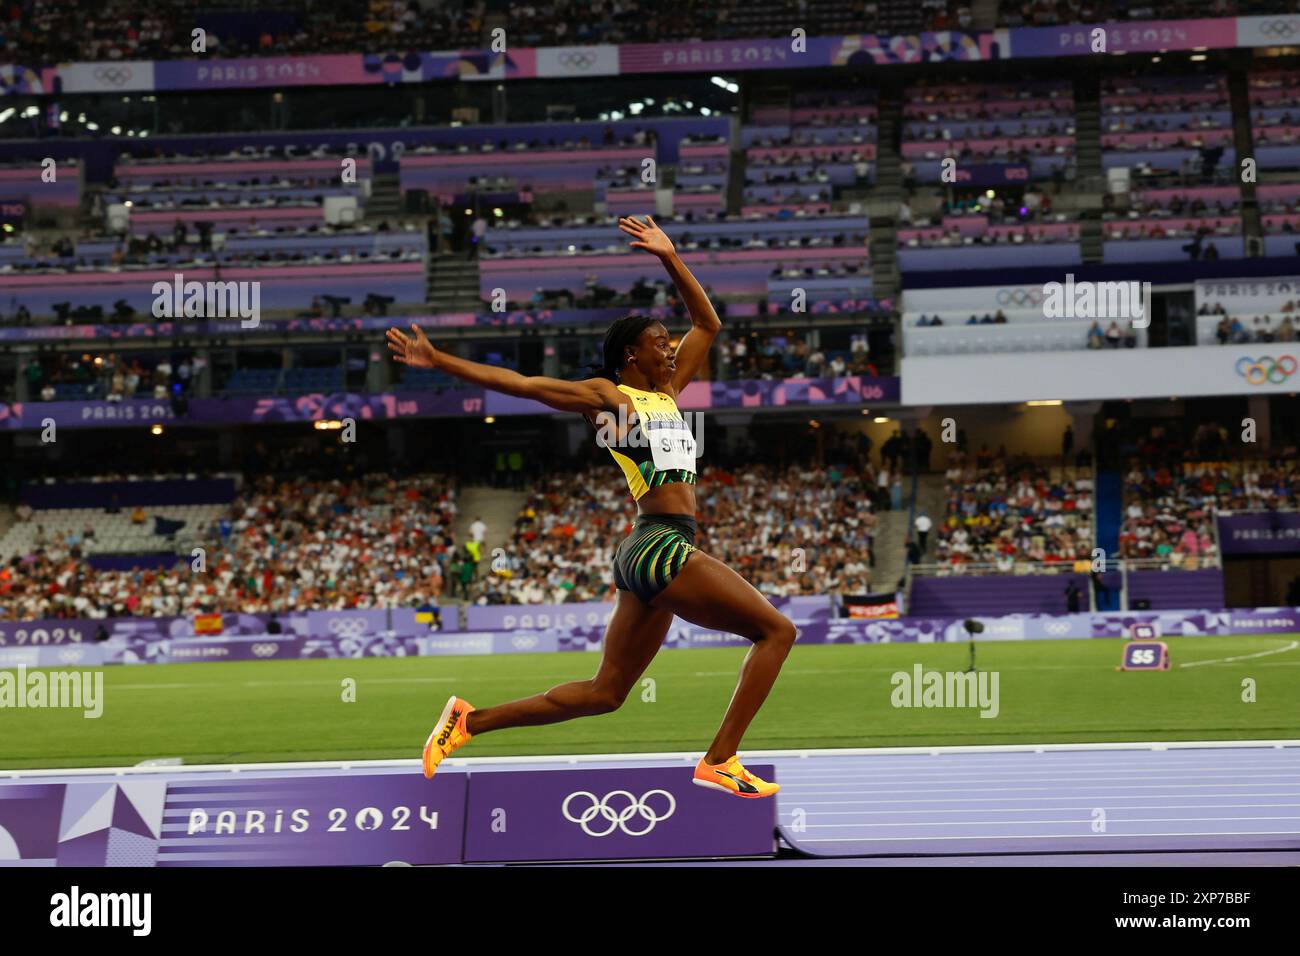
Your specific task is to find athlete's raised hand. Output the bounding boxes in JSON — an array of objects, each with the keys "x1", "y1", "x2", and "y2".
[
  {"x1": 619, "y1": 215, "x2": 675, "y2": 259},
  {"x1": 387, "y1": 323, "x2": 439, "y2": 369}
]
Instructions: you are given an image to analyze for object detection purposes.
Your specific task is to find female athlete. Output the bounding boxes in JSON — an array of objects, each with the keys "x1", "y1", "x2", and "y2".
[{"x1": 386, "y1": 215, "x2": 795, "y2": 798}]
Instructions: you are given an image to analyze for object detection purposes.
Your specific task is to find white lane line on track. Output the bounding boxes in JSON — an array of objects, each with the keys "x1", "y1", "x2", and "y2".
[
  {"x1": 780, "y1": 804, "x2": 1300, "y2": 815},
  {"x1": 774, "y1": 771, "x2": 1300, "y2": 783},
  {"x1": 793, "y1": 830, "x2": 1300, "y2": 842},
  {"x1": 772, "y1": 792, "x2": 1300, "y2": 806},
  {"x1": 1178, "y1": 639, "x2": 1299, "y2": 668},
  {"x1": 774, "y1": 766, "x2": 1300, "y2": 779},
  {"x1": 789, "y1": 816, "x2": 1300, "y2": 827},
  {"x1": 774, "y1": 781, "x2": 1300, "y2": 795}
]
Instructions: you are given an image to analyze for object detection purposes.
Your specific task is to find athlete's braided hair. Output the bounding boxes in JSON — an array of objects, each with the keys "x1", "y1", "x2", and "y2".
[{"x1": 591, "y1": 314, "x2": 657, "y2": 382}]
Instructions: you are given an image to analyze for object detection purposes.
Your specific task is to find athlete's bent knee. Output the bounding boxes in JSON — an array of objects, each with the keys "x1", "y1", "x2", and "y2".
[
  {"x1": 761, "y1": 617, "x2": 797, "y2": 652},
  {"x1": 585, "y1": 684, "x2": 627, "y2": 715}
]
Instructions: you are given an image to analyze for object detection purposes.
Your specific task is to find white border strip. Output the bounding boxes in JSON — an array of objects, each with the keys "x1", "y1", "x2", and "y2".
[{"x1": 2, "y1": 739, "x2": 1298, "y2": 779}]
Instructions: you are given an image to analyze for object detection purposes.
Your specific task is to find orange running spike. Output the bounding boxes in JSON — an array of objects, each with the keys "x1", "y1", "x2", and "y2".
[
  {"x1": 691, "y1": 754, "x2": 779, "y2": 799},
  {"x1": 422, "y1": 694, "x2": 475, "y2": 779}
]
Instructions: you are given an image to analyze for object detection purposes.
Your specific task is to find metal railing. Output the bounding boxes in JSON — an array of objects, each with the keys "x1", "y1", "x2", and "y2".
[
  {"x1": 908, "y1": 560, "x2": 1089, "y2": 578},
  {"x1": 908, "y1": 555, "x2": 1221, "y2": 578}
]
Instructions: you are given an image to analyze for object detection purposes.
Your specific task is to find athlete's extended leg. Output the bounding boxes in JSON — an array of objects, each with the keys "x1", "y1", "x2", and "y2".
[
  {"x1": 465, "y1": 590, "x2": 673, "y2": 735},
  {"x1": 652, "y1": 550, "x2": 795, "y2": 765}
]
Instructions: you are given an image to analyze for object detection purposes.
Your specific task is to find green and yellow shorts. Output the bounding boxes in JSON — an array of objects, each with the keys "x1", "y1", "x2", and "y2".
[{"x1": 613, "y1": 513, "x2": 698, "y2": 604}]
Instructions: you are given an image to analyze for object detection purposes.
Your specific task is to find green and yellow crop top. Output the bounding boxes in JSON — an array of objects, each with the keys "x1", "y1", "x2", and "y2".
[{"x1": 597, "y1": 384, "x2": 698, "y2": 500}]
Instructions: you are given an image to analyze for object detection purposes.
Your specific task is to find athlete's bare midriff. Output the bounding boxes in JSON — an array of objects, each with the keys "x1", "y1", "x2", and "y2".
[{"x1": 636, "y1": 481, "x2": 697, "y2": 517}]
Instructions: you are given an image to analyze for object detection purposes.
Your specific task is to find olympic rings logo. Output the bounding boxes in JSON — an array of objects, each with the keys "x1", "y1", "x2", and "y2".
[
  {"x1": 996, "y1": 288, "x2": 1044, "y2": 307},
  {"x1": 562, "y1": 789, "x2": 676, "y2": 837},
  {"x1": 559, "y1": 51, "x2": 597, "y2": 69},
  {"x1": 251, "y1": 643, "x2": 279, "y2": 657},
  {"x1": 1259, "y1": 19, "x2": 1300, "y2": 38},
  {"x1": 1235, "y1": 355, "x2": 1298, "y2": 385},
  {"x1": 328, "y1": 617, "x2": 369, "y2": 638},
  {"x1": 93, "y1": 65, "x2": 134, "y2": 86}
]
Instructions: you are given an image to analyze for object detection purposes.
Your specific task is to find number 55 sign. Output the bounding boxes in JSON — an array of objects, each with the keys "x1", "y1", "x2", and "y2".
[{"x1": 1120, "y1": 641, "x2": 1170, "y2": 671}]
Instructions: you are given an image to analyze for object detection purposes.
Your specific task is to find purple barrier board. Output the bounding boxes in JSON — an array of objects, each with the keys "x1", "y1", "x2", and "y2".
[
  {"x1": 4, "y1": 607, "x2": 1292, "y2": 669},
  {"x1": 159, "y1": 773, "x2": 466, "y2": 866},
  {"x1": 464, "y1": 601, "x2": 614, "y2": 631},
  {"x1": 1218, "y1": 512, "x2": 1300, "y2": 555},
  {"x1": 460, "y1": 594, "x2": 837, "y2": 631},
  {"x1": 462, "y1": 765, "x2": 776, "y2": 862},
  {"x1": 1011, "y1": 19, "x2": 1231, "y2": 58},
  {"x1": 0, "y1": 375, "x2": 901, "y2": 430},
  {"x1": 0, "y1": 303, "x2": 808, "y2": 343},
  {"x1": 10, "y1": 19, "x2": 1268, "y2": 103},
  {"x1": 0, "y1": 772, "x2": 467, "y2": 866}
]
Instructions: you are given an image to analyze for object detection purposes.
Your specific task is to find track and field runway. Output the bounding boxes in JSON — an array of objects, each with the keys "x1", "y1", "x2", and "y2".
[
  {"x1": 8, "y1": 741, "x2": 1297, "y2": 866},
  {"x1": 460, "y1": 741, "x2": 1300, "y2": 865}
]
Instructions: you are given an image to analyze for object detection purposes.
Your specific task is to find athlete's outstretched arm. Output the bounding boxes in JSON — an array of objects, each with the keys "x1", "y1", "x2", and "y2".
[
  {"x1": 387, "y1": 324, "x2": 621, "y2": 414},
  {"x1": 619, "y1": 215, "x2": 721, "y2": 394}
]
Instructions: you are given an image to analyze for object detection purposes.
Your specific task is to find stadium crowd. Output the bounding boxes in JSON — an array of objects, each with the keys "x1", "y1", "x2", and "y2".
[
  {"x1": 1, "y1": 457, "x2": 894, "y2": 618},
  {"x1": 478, "y1": 462, "x2": 878, "y2": 604},
  {"x1": 0, "y1": 472, "x2": 461, "y2": 620},
  {"x1": 934, "y1": 452, "x2": 1094, "y2": 566},
  {"x1": 1, "y1": 0, "x2": 977, "y2": 64},
  {"x1": 1119, "y1": 457, "x2": 1300, "y2": 561}
]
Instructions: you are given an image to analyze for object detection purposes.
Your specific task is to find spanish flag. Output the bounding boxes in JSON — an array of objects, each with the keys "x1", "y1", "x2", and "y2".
[{"x1": 194, "y1": 613, "x2": 224, "y2": 635}]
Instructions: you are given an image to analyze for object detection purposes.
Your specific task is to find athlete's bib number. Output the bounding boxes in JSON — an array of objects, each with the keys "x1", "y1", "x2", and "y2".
[{"x1": 646, "y1": 418, "x2": 697, "y2": 472}]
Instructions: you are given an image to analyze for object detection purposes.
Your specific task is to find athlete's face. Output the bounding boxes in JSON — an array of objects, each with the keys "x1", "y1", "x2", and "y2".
[{"x1": 627, "y1": 323, "x2": 675, "y2": 387}]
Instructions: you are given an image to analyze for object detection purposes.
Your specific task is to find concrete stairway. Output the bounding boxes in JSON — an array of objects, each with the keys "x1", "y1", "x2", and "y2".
[
  {"x1": 1073, "y1": 72, "x2": 1105, "y2": 263},
  {"x1": 367, "y1": 172, "x2": 404, "y2": 219},
  {"x1": 453, "y1": 484, "x2": 530, "y2": 569},
  {"x1": 0, "y1": 505, "x2": 15, "y2": 554},
  {"x1": 868, "y1": 92, "x2": 902, "y2": 301},
  {"x1": 914, "y1": 472, "x2": 947, "y2": 555},
  {"x1": 427, "y1": 255, "x2": 484, "y2": 312},
  {"x1": 871, "y1": 509, "x2": 911, "y2": 593},
  {"x1": 1228, "y1": 63, "x2": 1262, "y2": 250}
]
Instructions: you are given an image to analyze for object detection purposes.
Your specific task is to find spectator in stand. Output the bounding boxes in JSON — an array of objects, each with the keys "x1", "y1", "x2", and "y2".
[{"x1": 914, "y1": 511, "x2": 932, "y2": 553}]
